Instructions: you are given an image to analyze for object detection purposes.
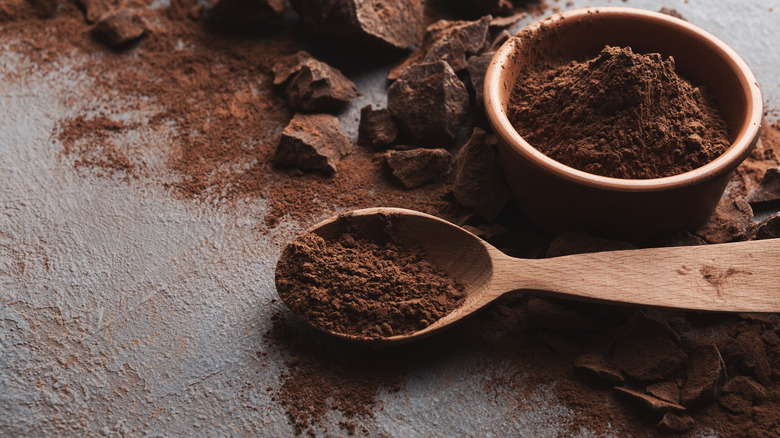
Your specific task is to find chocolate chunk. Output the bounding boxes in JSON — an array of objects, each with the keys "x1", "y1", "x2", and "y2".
[
  {"x1": 526, "y1": 298, "x2": 605, "y2": 332},
  {"x1": 92, "y1": 9, "x2": 147, "y2": 49},
  {"x1": 274, "y1": 113, "x2": 350, "y2": 173},
  {"x1": 680, "y1": 344, "x2": 726, "y2": 407},
  {"x1": 648, "y1": 231, "x2": 707, "y2": 247},
  {"x1": 746, "y1": 167, "x2": 780, "y2": 204},
  {"x1": 657, "y1": 412, "x2": 695, "y2": 433},
  {"x1": 614, "y1": 387, "x2": 686, "y2": 413},
  {"x1": 76, "y1": 0, "x2": 122, "y2": 23},
  {"x1": 289, "y1": 0, "x2": 423, "y2": 50},
  {"x1": 209, "y1": 0, "x2": 284, "y2": 23},
  {"x1": 718, "y1": 376, "x2": 767, "y2": 413},
  {"x1": 388, "y1": 61, "x2": 469, "y2": 146},
  {"x1": 545, "y1": 232, "x2": 636, "y2": 258},
  {"x1": 574, "y1": 353, "x2": 625, "y2": 383},
  {"x1": 647, "y1": 381, "x2": 680, "y2": 404},
  {"x1": 695, "y1": 197, "x2": 754, "y2": 243},
  {"x1": 466, "y1": 52, "x2": 494, "y2": 109},
  {"x1": 271, "y1": 51, "x2": 356, "y2": 112},
  {"x1": 658, "y1": 7, "x2": 687, "y2": 21},
  {"x1": 452, "y1": 128, "x2": 511, "y2": 220},
  {"x1": 383, "y1": 148, "x2": 451, "y2": 189},
  {"x1": 611, "y1": 314, "x2": 687, "y2": 381},
  {"x1": 357, "y1": 106, "x2": 398, "y2": 150},
  {"x1": 752, "y1": 212, "x2": 780, "y2": 240},
  {"x1": 389, "y1": 16, "x2": 492, "y2": 81}
]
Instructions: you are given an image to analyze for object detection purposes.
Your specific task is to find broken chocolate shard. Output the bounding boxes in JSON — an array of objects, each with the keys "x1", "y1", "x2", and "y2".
[
  {"x1": 646, "y1": 381, "x2": 680, "y2": 405},
  {"x1": 752, "y1": 212, "x2": 780, "y2": 240},
  {"x1": 466, "y1": 52, "x2": 494, "y2": 109},
  {"x1": 208, "y1": 0, "x2": 284, "y2": 23},
  {"x1": 658, "y1": 7, "x2": 687, "y2": 21},
  {"x1": 274, "y1": 113, "x2": 351, "y2": 173},
  {"x1": 452, "y1": 128, "x2": 511, "y2": 221},
  {"x1": 387, "y1": 61, "x2": 469, "y2": 146},
  {"x1": 388, "y1": 16, "x2": 492, "y2": 80},
  {"x1": 746, "y1": 167, "x2": 780, "y2": 204},
  {"x1": 718, "y1": 376, "x2": 767, "y2": 413},
  {"x1": 611, "y1": 313, "x2": 687, "y2": 381},
  {"x1": 92, "y1": 9, "x2": 147, "y2": 49},
  {"x1": 695, "y1": 197, "x2": 755, "y2": 243},
  {"x1": 680, "y1": 344, "x2": 726, "y2": 407},
  {"x1": 384, "y1": 148, "x2": 451, "y2": 189},
  {"x1": 271, "y1": 51, "x2": 356, "y2": 112},
  {"x1": 289, "y1": 0, "x2": 423, "y2": 50},
  {"x1": 574, "y1": 352, "x2": 625, "y2": 384},
  {"x1": 357, "y1": 106, "x2": 398, "y2": 150},
  {"x1": 76, "y1": 0, "x2": 122, "y2": 23},
  {"x1": 657, "y1": 412, "x2": 695, "y2": 433},
  {"x1": 614, "y1": 387, "x2": 686, "y2": 413}
]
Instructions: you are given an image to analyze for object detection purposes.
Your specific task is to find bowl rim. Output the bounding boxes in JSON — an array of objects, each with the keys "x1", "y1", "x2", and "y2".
[{"x1": 484, "y1": 6, "x2": 763, "y2": 192}]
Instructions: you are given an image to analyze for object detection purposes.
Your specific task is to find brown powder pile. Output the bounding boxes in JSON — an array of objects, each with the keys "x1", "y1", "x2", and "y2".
[
  {"x1": 275, "y1": 219, "x2": 465, "y2": 338},
  {"x1": 508, "y1": 45, "x2": 731, "y2": 179},
  {"x1": 4, "y1": 0, "x2": 780, "y2": 436}
]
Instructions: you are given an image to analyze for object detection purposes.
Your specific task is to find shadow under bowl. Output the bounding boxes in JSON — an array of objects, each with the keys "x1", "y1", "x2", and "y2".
[{"x1": 484, "y1": 7, "x2": 762, "y2": 241}]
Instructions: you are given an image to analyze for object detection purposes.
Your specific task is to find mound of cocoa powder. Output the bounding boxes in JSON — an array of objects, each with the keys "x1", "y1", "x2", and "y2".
[
  {"x1": 508, "y1": 45, "x2": 731, "y2": 179},
  {"x1": 4, "y1": 1, "x2": 780, "y2": 437},
  {"x1": 275, "y1": 216, "x2": 465, "y2": 338}
]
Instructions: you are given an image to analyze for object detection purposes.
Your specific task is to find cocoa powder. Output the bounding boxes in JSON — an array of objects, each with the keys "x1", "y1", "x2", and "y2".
[
  {"x1": 508, "y1": 45, "x2": 731, "y2": 179},
  {"x1": 4, "y1": 1, "x2": 780, "y2": 437},
  {"x1": 275, "y1": 216, "x2": 465, "y2": 338}
]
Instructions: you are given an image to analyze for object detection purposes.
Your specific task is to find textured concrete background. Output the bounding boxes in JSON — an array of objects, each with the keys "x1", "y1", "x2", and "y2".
[{"x1": 1, "y1": 0, "x2": 778, "y2": 436}]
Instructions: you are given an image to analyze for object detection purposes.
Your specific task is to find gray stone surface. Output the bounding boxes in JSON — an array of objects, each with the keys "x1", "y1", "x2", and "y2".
[{"x1": 1, "y1": 0, "x2": 779, "y2": 436}]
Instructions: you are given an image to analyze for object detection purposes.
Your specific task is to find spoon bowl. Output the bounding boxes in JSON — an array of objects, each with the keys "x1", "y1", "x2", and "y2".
[{"x1": 276, "y1": 208, "x2": 780, "y2": 345}]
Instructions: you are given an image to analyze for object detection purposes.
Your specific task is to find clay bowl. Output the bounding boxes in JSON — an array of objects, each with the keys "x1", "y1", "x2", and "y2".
[{"x1": 484, "y1": 7, "x2": 763, "y2": 240}]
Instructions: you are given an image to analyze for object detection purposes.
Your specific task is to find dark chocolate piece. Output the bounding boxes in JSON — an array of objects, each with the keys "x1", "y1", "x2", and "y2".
[
  {"x1": 611, "y1": 314, "x2": 687, "y2": 381},
  {"x1": 680, "y1": 344, "x2": 726, "y2": 407},
  {"x1": 614, "y1": 387, "x2": 686, "y2": 413},
  {"x1": 272, "y1": 51, "x2": 356, "y2": 112},
  {"x1": 452, "y1": 128, "x2": 511, "y2": 220},
  {"x1": 388, "y1": 61, "x2": 469, "y2": 146},
  {"x1": 93, "y1": 9, "x2": 147, "y2": 49},
  {"x1": 384, "y1": 148, "x2": 451, "y2": 189},
  {"x1": 657, "y1": 413, "x2": 695, "y2": 433},
  {"x1": 289, "y1": 0, "x2": 423, "y2": 50},
  {"x1": 746, "y1": 167, "x2": 780, "y2": 204},
  {"x1": 752, "y1": 212, "x2": 780, "y2": 240},
  {"x1": 274, "y1": 113, "x2": 351, "y2": 173},
  {"x1": 357, "y1": 106, "x2": 398, "y2": 150},
  {"x1": 695, "y1": 197, "x2": 754, "y2": 243}
]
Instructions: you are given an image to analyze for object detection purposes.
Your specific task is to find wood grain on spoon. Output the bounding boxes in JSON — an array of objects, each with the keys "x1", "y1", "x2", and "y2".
[{"x1": 277, "y1": 207, "x2": 780, "y2": 344}]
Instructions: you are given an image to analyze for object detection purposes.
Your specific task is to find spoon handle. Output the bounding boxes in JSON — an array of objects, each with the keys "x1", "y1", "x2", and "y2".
[{"x1": 492, "y1": 238, "x2": 780, "y2": 312}]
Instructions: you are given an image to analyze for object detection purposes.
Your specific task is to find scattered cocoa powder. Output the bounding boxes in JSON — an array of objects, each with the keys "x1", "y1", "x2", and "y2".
[
  {"x1": 275, "y1": 215, "x2": 465, "y2": 338},
  {"x1": 4, "y1": 1, "x2": 780, "y2": 436},
  {"x1": 508, "y1": 45, "x2": 731, "y2": 179}
]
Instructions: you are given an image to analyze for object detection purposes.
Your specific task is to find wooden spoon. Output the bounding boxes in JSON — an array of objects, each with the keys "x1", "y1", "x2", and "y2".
[{"x1": 276, "y1": 207, "x2": 780, "y2": 344}]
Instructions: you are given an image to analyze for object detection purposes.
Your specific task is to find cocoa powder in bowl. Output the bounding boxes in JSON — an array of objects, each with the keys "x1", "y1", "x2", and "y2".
[{"x1": 507, "y1": 45, "x2": 732, "y2": 179}]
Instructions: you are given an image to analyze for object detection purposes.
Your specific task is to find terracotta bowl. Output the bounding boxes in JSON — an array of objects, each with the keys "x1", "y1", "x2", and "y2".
[{"x1": 484, "y1": 7, "x2": 762, "y2": 240}]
